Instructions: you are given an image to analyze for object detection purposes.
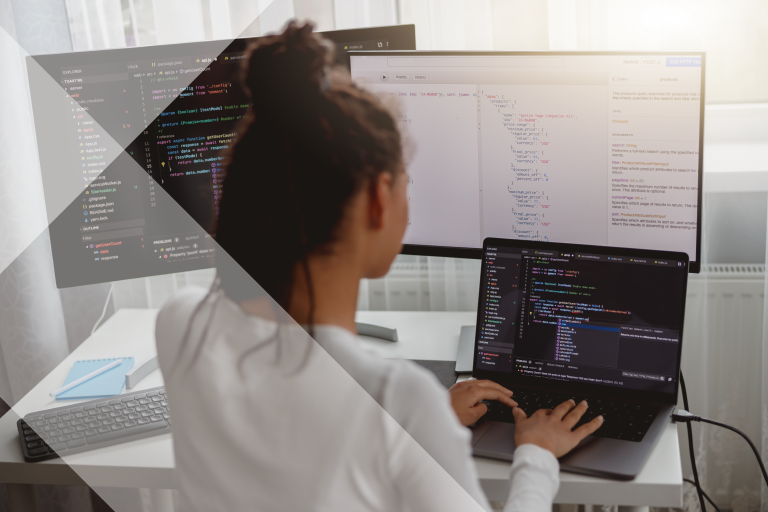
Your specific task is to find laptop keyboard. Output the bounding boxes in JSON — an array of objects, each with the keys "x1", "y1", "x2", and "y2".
[
  {"x1": 17, "y1": 386, "x2": 171, "y2": 462},
  {"x1": 482, "y1": 390, "x2": 659, "y2": 442}
]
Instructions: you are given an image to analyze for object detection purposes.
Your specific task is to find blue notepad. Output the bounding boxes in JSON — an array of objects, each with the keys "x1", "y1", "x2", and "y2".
[{"x1": 56, "y1": 358, "x2": 135, "y2": 400}]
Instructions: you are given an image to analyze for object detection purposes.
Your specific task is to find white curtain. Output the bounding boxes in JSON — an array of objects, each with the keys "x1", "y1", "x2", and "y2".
[
  {"x1": 0, "y1": 0, "x2": 69, "y2": 408},
  {"x1": 0, "y1": 1, "x2": 126, "y2": 510}
]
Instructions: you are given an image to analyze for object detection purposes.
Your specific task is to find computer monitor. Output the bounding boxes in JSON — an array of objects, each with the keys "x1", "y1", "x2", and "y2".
[
  {"x1": 27, "y1": 25, "x2": 416, "y2": 288},
  {"x1": 348, "y1": 51, "x2": 705, "y2": 272}
]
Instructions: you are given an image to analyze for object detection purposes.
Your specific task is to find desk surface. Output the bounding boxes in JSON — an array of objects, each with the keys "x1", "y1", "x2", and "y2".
[
  {"x1": 0, "y1": 309, "x2": 173, "y2": 488},
  {"x1": 0, "y1": 308, "x2": 682, "y2": 506}
]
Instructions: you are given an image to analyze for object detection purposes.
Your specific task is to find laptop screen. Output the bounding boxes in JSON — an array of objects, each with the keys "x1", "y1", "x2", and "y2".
[{"x1": 475, "y1": 240, "x2": 688, "y2": 396}]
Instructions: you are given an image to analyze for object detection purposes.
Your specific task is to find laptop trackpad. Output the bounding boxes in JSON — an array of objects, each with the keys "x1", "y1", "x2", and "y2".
[{"x1": 472, "y1": 421, "x2": 516, "y2": 461}]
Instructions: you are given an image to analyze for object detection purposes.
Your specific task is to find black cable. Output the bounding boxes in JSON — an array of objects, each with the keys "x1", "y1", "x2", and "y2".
[
  {"x1": 675, "y1": 373, "x2": 768, "y2": 502},
  {"x1": 680, "y1": 372, "x2": 708, "y2": 512},
  {"x1": 683, "y1": 478, "x2": 721, "y2": 512},
  {"x1": 696, "y1": 416, "x2": 768, "y2": 488}
]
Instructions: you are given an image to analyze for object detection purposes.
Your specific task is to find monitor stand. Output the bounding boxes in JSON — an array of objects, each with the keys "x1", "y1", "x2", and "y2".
[
  {"x1": 355, "y1": 321, "x2": 399, "y2": 342},
  {"x1": 455, "y1": 325, "x2": 476, "y2": 373},
  {"x1": 125, "y1": 354, "x2": 160, "y2": 388}
]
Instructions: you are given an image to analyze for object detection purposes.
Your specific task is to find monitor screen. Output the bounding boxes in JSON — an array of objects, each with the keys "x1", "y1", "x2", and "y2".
[
  {"x1": 475, "y1": 239, "x2": 688, "y2": 398},
  {"x1": 349, "y1": 52, "x2": 704, "y2": 272},
  {"x1": 27, "y1": 25, "x2": 416, "y2": 288}
]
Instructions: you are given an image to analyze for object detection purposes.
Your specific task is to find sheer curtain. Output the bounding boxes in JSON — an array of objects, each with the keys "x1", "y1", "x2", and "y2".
[
  {"x1": 0, "y1": 1, "x2": 124, "y2": 509},
  {"x1": 43, "y1": 1, "x2": 768, "y2": 511}
]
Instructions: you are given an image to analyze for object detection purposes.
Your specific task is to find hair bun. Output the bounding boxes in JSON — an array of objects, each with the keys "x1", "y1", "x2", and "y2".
[{"x1": 243, "y1": 22, "x2": 332, "y2": 121}]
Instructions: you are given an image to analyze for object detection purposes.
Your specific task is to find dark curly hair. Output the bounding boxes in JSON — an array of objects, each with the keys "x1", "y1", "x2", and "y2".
[{"x1": 215, "y1": 22, "x2": 404, "y2": 319}]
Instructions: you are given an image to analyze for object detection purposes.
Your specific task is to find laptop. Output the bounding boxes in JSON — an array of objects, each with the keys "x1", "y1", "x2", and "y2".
[{"x1": 470, "y1": 238, "x2": 688, "y2": 480}]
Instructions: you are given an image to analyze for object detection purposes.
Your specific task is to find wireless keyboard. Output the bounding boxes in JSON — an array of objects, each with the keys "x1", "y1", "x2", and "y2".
[
  {"x1": 17, "y1": 386, "x2": 171, "y2": 462},
  {"x1": 482, "y1": 390, "x2": 659, "y2": 442}
]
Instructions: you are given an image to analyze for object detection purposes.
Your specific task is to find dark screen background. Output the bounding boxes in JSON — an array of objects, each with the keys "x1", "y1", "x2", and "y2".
[
  {"x1": 31, "y1": 27, "x2": 415, "y2": 287},
  {"x1": 476, "y1": 247, "x2": 687, "y2": 394}
]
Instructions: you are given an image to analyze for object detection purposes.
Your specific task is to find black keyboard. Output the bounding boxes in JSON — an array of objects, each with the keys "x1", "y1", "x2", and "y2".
[
  {"x1": 17, "y1": 386, "x2": 171, "y2": 462},
  {"x1": 482, "y1": 389, "x2": 659, "y2": 442}
]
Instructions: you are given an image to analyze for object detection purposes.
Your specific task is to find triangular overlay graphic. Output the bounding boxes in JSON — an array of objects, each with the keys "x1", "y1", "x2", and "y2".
[{"x1": 1, "y1": 3, "x2": 491, "y2": 512}]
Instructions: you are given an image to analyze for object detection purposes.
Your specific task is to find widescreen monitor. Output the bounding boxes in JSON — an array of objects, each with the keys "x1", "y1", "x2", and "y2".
[
  {"x1": 27, "y1": 25, "x2": 416, "y2": 288},
  {"x1": 349, "y1": 51, "x2": 705, "y2": 272}
]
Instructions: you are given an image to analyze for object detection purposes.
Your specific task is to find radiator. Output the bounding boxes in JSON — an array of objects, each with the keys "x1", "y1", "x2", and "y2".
[
  {"x1": 358, "y1": 257, "x2": 481, "y2": 311},
  {"x1": 681, "y1": 264, "x2": 765, "y2": 509}
]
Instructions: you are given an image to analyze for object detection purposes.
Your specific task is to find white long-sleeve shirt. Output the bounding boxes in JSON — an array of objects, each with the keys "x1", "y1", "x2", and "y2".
[{"x1": 156, "y1": 288, "x2": 559, "y2": 511}]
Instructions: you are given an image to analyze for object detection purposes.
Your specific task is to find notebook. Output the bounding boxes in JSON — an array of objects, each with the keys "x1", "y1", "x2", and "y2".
[{"x1": 55, "y1": 357, "x2": 135, "y2": 400}]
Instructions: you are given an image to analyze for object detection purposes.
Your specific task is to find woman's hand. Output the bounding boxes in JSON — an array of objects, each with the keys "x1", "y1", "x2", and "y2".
[
  {"x1": 513, "y1": 399, "x2": 604, "y2": 458},
  {"x1": 449, "y1": 379, "x2": 518, "y2": 426}
]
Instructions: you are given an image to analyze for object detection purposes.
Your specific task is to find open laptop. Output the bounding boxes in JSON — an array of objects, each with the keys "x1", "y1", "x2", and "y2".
[{"x1": 470, "y1": 238, "x2": 688, "y2": 480}]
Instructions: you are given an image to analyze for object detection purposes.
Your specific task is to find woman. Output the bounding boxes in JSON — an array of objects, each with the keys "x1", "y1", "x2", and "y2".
[{"x1": 156, "y1": 22, "x2": 603, "y2": 511}]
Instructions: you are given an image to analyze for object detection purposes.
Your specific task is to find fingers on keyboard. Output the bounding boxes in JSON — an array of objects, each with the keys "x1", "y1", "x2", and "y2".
[{"x1": 480, "y1": 391, "x2": 658, "y2": 442}]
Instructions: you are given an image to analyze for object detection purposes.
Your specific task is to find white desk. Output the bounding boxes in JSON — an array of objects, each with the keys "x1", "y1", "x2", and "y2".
[
  {"x1": 0, "y1": 309, "x2": 172, "y2": 510},
  {"x1": 0, "y1": 309, "x2": 682, "y2": 511}
]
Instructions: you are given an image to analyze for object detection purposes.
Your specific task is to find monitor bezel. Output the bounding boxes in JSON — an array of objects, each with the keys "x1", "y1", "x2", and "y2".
[
  {"x1": 348, "y1": 50, "x2": 706, "y2": 274},
  {"x1": 27, "y1": 24, "x2": 416, "y2": 63},
  {"x1": 473, "y1": 237, "x2": 689, "y2": 406},
  {"x1": 322, "y1": 24, "x2": 416, "y2": 53}
]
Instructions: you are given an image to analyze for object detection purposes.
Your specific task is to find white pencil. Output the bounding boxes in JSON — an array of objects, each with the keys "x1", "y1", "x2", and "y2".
[{"x1": 50, "y1": 359, "x2": 124, "y2": 398}]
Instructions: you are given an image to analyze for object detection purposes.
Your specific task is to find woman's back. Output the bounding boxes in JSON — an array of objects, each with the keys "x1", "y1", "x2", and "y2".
[{"x1": 156, "y1": 288, "x2": 489, "y2": 512}]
